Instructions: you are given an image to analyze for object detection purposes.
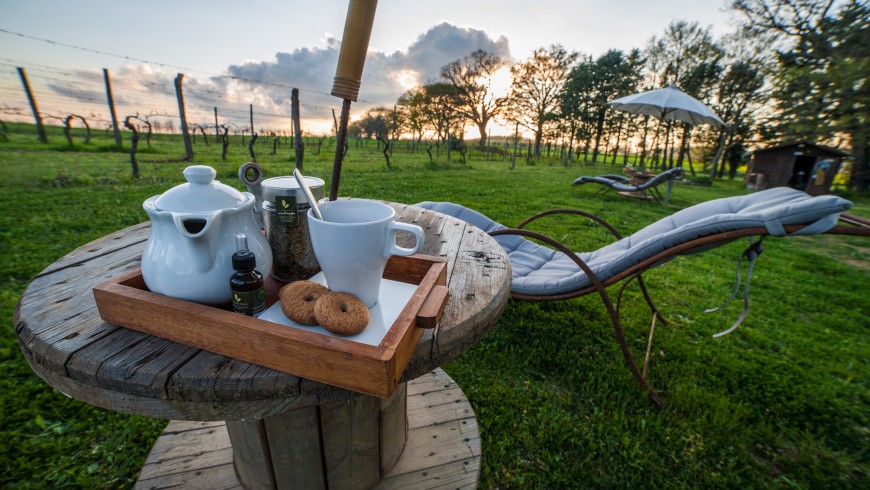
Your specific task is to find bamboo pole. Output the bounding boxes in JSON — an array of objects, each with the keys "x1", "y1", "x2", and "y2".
[{"x1": 329, "y1": 0, "x2": 379, "y2": 200}]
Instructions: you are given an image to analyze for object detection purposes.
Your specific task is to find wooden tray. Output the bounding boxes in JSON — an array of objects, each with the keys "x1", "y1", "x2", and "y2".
[{"x1": 93, "y1": 254, "x2": 449, "y2": 398}]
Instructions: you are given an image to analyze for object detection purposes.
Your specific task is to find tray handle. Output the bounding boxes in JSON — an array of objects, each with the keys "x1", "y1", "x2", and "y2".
[{"x1": 416, "y1": 285, "x2": 449, "y2": 329}]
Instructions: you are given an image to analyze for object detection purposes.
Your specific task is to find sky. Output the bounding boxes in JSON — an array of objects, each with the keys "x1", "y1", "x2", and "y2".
[{"x1": 0, "y1": 0, "x2": 738, "y2": 135}]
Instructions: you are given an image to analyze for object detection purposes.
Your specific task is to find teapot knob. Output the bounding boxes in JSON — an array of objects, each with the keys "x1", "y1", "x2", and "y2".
[{"x1": 183, "y1": 165, "x2": 217, "y2": 185}]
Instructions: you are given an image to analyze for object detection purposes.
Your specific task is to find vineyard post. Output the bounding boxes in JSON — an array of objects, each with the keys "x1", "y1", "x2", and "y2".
[
  {"x1": 291, "y1": 88, "x2": 304, "y2": 170},
  {"x1": 16, "y1": 67, "x2": 47, "y2": 143},
  {"x1": 174, "y1": 73, "x2": 194, "y2": 161},
  {"x1": 103, "y1": 68, "x2": 122, "y2": 149},
  {"x1": 390, "y1": 105, "x2": 397, "y2": 157},
  {"x1": 511, "y1": 121, "x2": 519, "y2": 170},
  {"x1": 214, "y1": 107, "x2": 220, "y2": 141},
  {"x1": 446, "y1": 114, "x2": 451, "y2": 162}
]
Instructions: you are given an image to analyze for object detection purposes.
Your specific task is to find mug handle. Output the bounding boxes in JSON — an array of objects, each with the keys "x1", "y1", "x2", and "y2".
[{"x1": 385, "y1": 221, "x2": 424, "y2": 257}]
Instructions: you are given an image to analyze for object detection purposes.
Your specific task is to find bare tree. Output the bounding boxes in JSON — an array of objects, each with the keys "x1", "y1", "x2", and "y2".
[
  {"x1": 441, "y1": 50, "x2": 509, "y2": 145},
  {"x1": 62, "y1": 114, "x2": 91, "y2": 146},
  {"x1": 123, "y1": 115, "x2": 142, "y2": 178},
  {"x1": 508, "y1": 45, "x2": 577, "y2": 157}
]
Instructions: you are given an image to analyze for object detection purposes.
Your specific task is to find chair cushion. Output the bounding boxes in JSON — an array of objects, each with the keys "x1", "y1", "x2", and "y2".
[{"x1": 415, "y1": 187, "x2": 852, "y2": 296}]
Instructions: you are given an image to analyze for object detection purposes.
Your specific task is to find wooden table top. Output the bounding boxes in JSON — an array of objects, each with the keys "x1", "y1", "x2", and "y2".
[{"x1": 15, "y1": 203, "x2": 511, "y2": 421}]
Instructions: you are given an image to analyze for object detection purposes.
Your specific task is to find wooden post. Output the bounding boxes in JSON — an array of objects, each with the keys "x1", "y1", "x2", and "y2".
[
  {"x1": 291, "y1": 88, "x2": 304, "y2": 170},
  {"x1": 214, "y1": 107, "x2": 220, "y2": 141},
  {"x1": 174, "y1": 73, "x2": 194, "y2": 161},
  {"x1": 511, "y1": 121, "x2": 519, "y2": 170},
  {"x1": 446, "y1": 115, "x2": 451, "y2": 162},
  {"x1": 16, "y1": 67, "x2": 47, "y2": 143},
  {"x1": 390, "y1": 104, "x2": 397, "y2": 157},
  {"x1": 103, "y1": 69, "x2": 122, "y2": 149}
]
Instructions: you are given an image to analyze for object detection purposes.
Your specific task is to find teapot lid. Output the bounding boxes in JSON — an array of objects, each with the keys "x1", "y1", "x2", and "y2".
[{"x1": 154, "y1": 166, "x2": 246, "y2": 212}]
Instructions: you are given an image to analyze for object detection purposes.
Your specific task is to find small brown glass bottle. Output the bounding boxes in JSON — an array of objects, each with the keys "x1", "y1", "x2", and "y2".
[{"x1": 230, "y1": 234, "x2": 265, "y2": 316}]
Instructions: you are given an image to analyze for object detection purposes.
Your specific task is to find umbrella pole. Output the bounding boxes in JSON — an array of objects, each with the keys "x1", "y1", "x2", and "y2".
[
  {"x1": 329, "y1": 0, "x2": 378, "y2": 201},
  {"x1": 330, "y1": 98, "x2": 352, "y2": 200}
]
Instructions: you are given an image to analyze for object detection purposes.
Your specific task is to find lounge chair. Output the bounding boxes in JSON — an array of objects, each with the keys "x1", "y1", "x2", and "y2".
[
  {"x1": 416, "y1": 187, "x2": 869, "y2": 409},
  {"x1": 573, "y1": 167, "x2": 684, "y2": 203}
]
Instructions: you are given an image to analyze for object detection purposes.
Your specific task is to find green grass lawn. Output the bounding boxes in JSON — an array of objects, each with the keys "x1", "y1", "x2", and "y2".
[{"x1": 1, "y1": 124, "x2": 868, "y2": 488}]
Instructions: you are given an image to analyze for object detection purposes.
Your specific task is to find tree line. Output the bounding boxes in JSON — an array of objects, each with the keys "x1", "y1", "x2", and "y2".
[{"x1": 350, "y1": 0, "x2": 868, "y2": 191}]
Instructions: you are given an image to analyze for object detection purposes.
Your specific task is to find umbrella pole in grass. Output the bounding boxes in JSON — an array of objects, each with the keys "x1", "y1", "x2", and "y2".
[{"x1": 329, "y1": 0, "x2": 379, "y2": 201}]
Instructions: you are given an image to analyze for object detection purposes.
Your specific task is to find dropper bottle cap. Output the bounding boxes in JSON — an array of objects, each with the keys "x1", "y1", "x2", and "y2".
[{"x1": 232, "y1": 233, "x2": 256, "y2": 271}]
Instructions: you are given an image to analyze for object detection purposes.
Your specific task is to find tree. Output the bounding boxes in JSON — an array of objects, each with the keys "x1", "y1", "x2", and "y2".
[
  {"x1": 353, "y1": 106, "x2": 391, "y2": 141},
  {"x1": 644, "y1": 21, "x2": 723, "y2": 169},
  {"x1": 351, "y1": 106, "x2": 394, "y2": 168},
  {"x1": 397, "y1": 87, "x2": 426, "y2": 149},
  {"x1": 560, "y1": 54, "x2": 595, "y2": 164},
  {"x1": 732, "y1": 0, "x2": 870, "y2": 191},
  {"x1": 707, "y1": 29, "x2": 769, "y2": 178},
  {"x1": 417, "y1": 82, "x2": 462, "y2": 150},
  {"x1": 588, "y1": 49, "x2": 644, "y2": 163},
  {"x1": 440, "y1": 50, "x2": 510, "y2": 145},
  {"x1": 508, "y1": 45, "x2": 577, "y2": 158}
]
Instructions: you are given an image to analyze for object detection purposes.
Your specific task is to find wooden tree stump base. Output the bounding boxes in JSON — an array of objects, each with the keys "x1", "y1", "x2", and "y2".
[{"x1": 135, "y1": 369, "x2": 480, "y2": 489}]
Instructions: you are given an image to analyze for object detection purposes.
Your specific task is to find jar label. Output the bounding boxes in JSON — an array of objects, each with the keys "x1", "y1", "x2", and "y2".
[
  {"x1": 275, "y1": 195, "x2": 298, "y2": 225},
  {"x1": 232, "y1": 288, "x2": 266, "y2": 316}
]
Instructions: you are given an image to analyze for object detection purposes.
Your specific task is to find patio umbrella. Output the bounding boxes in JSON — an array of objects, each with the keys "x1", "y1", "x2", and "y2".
[
  {"x1": 608, "y1": 85, "x2": 725, "y2": 127},
  {"x1": 329, "y1": 0, "x2": 379, "y2": 200}
]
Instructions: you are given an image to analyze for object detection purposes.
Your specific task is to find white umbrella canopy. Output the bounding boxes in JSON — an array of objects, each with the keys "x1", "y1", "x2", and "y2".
[{"x1": 608, "y1": 85, "x2": 726, "y2": 127}]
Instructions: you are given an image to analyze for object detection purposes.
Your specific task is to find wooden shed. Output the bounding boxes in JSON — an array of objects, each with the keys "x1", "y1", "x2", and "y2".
[{"x1": 744, "y1": 141, "x2": 846, "y2": 196}]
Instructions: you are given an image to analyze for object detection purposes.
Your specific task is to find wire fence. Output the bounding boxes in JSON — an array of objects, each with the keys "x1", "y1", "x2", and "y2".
[{"x1": 0, "y1": 58, "x2": 353, "y2": 139}]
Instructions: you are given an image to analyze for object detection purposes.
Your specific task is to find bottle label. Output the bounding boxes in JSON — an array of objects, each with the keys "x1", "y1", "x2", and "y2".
[
  {"x1": 232, "y1": 288, "x2": 266, "y2": 316},
  {"x1": 275, "y1": 195, "x2": 298, "y2": 225}
]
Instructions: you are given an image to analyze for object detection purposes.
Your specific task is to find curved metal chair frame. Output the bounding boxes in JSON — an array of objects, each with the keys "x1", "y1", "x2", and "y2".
[
  {"x1": 489, "y1": 209, "x2": 870, "y2": 411},
  {"x1": 573, "y1": 168, "x2": 684, "y2": 203}
]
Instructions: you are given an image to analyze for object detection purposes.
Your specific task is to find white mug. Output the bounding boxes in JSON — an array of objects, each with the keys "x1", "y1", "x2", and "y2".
[{"x1": 307, "y1": 199, "x2": 424, "y2": 307}]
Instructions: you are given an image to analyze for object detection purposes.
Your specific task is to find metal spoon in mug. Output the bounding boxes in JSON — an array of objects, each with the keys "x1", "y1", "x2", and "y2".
[{"x1": 293, "y1": 168, "x2": 324, "y2": 221}]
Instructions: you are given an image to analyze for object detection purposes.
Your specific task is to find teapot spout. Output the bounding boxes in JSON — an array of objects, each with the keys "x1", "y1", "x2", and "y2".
[{"x1": 172, "y1": 212, "x2": 220, "y2": 272}]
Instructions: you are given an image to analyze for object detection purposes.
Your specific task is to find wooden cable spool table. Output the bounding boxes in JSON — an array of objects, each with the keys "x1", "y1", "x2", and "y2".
[{"x1": 15, "y1": 203, "x2": 511, "y2": 489}]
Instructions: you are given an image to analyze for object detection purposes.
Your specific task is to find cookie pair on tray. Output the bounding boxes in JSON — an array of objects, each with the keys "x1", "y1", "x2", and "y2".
[{"x1": 279, "y1": 281, "x2": 369, "y2": 336}]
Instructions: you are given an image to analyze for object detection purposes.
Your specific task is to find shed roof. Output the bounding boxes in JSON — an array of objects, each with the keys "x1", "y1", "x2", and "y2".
[{"x1": 752, "y1": 141, "x2": 848, "y2": 157}]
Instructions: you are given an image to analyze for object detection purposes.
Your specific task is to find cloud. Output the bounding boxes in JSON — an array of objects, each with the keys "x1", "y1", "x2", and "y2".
[
  {"x1": 39, "y1": 22, "x2": 512, "y2": 130},
  {"x1": 217, "y1": 22, "x2": 512, "y2": 111}
]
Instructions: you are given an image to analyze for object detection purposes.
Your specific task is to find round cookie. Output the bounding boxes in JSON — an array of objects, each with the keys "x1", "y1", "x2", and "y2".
[
  {"x1": 279, "y1": 280, "x2": 329, "y2": 325},
  {"x1": 314, "y1": 292, "x2": 370, "y2": 336}
]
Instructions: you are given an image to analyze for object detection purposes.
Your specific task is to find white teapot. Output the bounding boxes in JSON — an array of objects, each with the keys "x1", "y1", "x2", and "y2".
[{"x1": 141, "y1": 165, "x2": 272, "y2": 305}]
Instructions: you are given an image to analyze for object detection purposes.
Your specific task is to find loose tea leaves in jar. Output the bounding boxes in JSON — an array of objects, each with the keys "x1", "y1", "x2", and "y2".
[{"x1": 261, "y1": 176, "x2": 324, "y2": 282}]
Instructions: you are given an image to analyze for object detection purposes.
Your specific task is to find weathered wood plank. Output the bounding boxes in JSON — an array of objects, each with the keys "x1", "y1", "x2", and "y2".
[
  {"x1": 264, "y1": 405, "x2": 325, "y2": 490},
  {"x1": 136, "y1": 460, "x2": 242, "y2": 490},
  {"x1": 434, "y1": 224, "x2": 510, "y2": 366},
  {"x1": 406, "y1": 370, "x2": 459, "y2": 396},
  {"x1": 66, "y1": 328, "x2": 200, "y2": 399},
  {"x1": 226, "y1": 418, "x2": 277, "y2": 490},
  {"x1": 385, "y1": 416, "x2": 480, "y2": 477},
  {"x1": 137, "y1": 424, "x2": 232, "y2": 480},
  {"x1": 379, "y1": 382, "x2": 408, "y2": 475},
  {"x1": 39, "y1": 222, "x2": 149, "y2": 277},
  {"x1": 320, "y1": 394, "x2": 381, "y2": 489},
  {"x1": 377, "y1": 458, "x2": 480, "y2": 489},
  {"x1": 403, "y1": 211, "x2": 470, "y2": 381},
  {"x1": 167, "y1": 350, "x2": 301, "y2": 404}
]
